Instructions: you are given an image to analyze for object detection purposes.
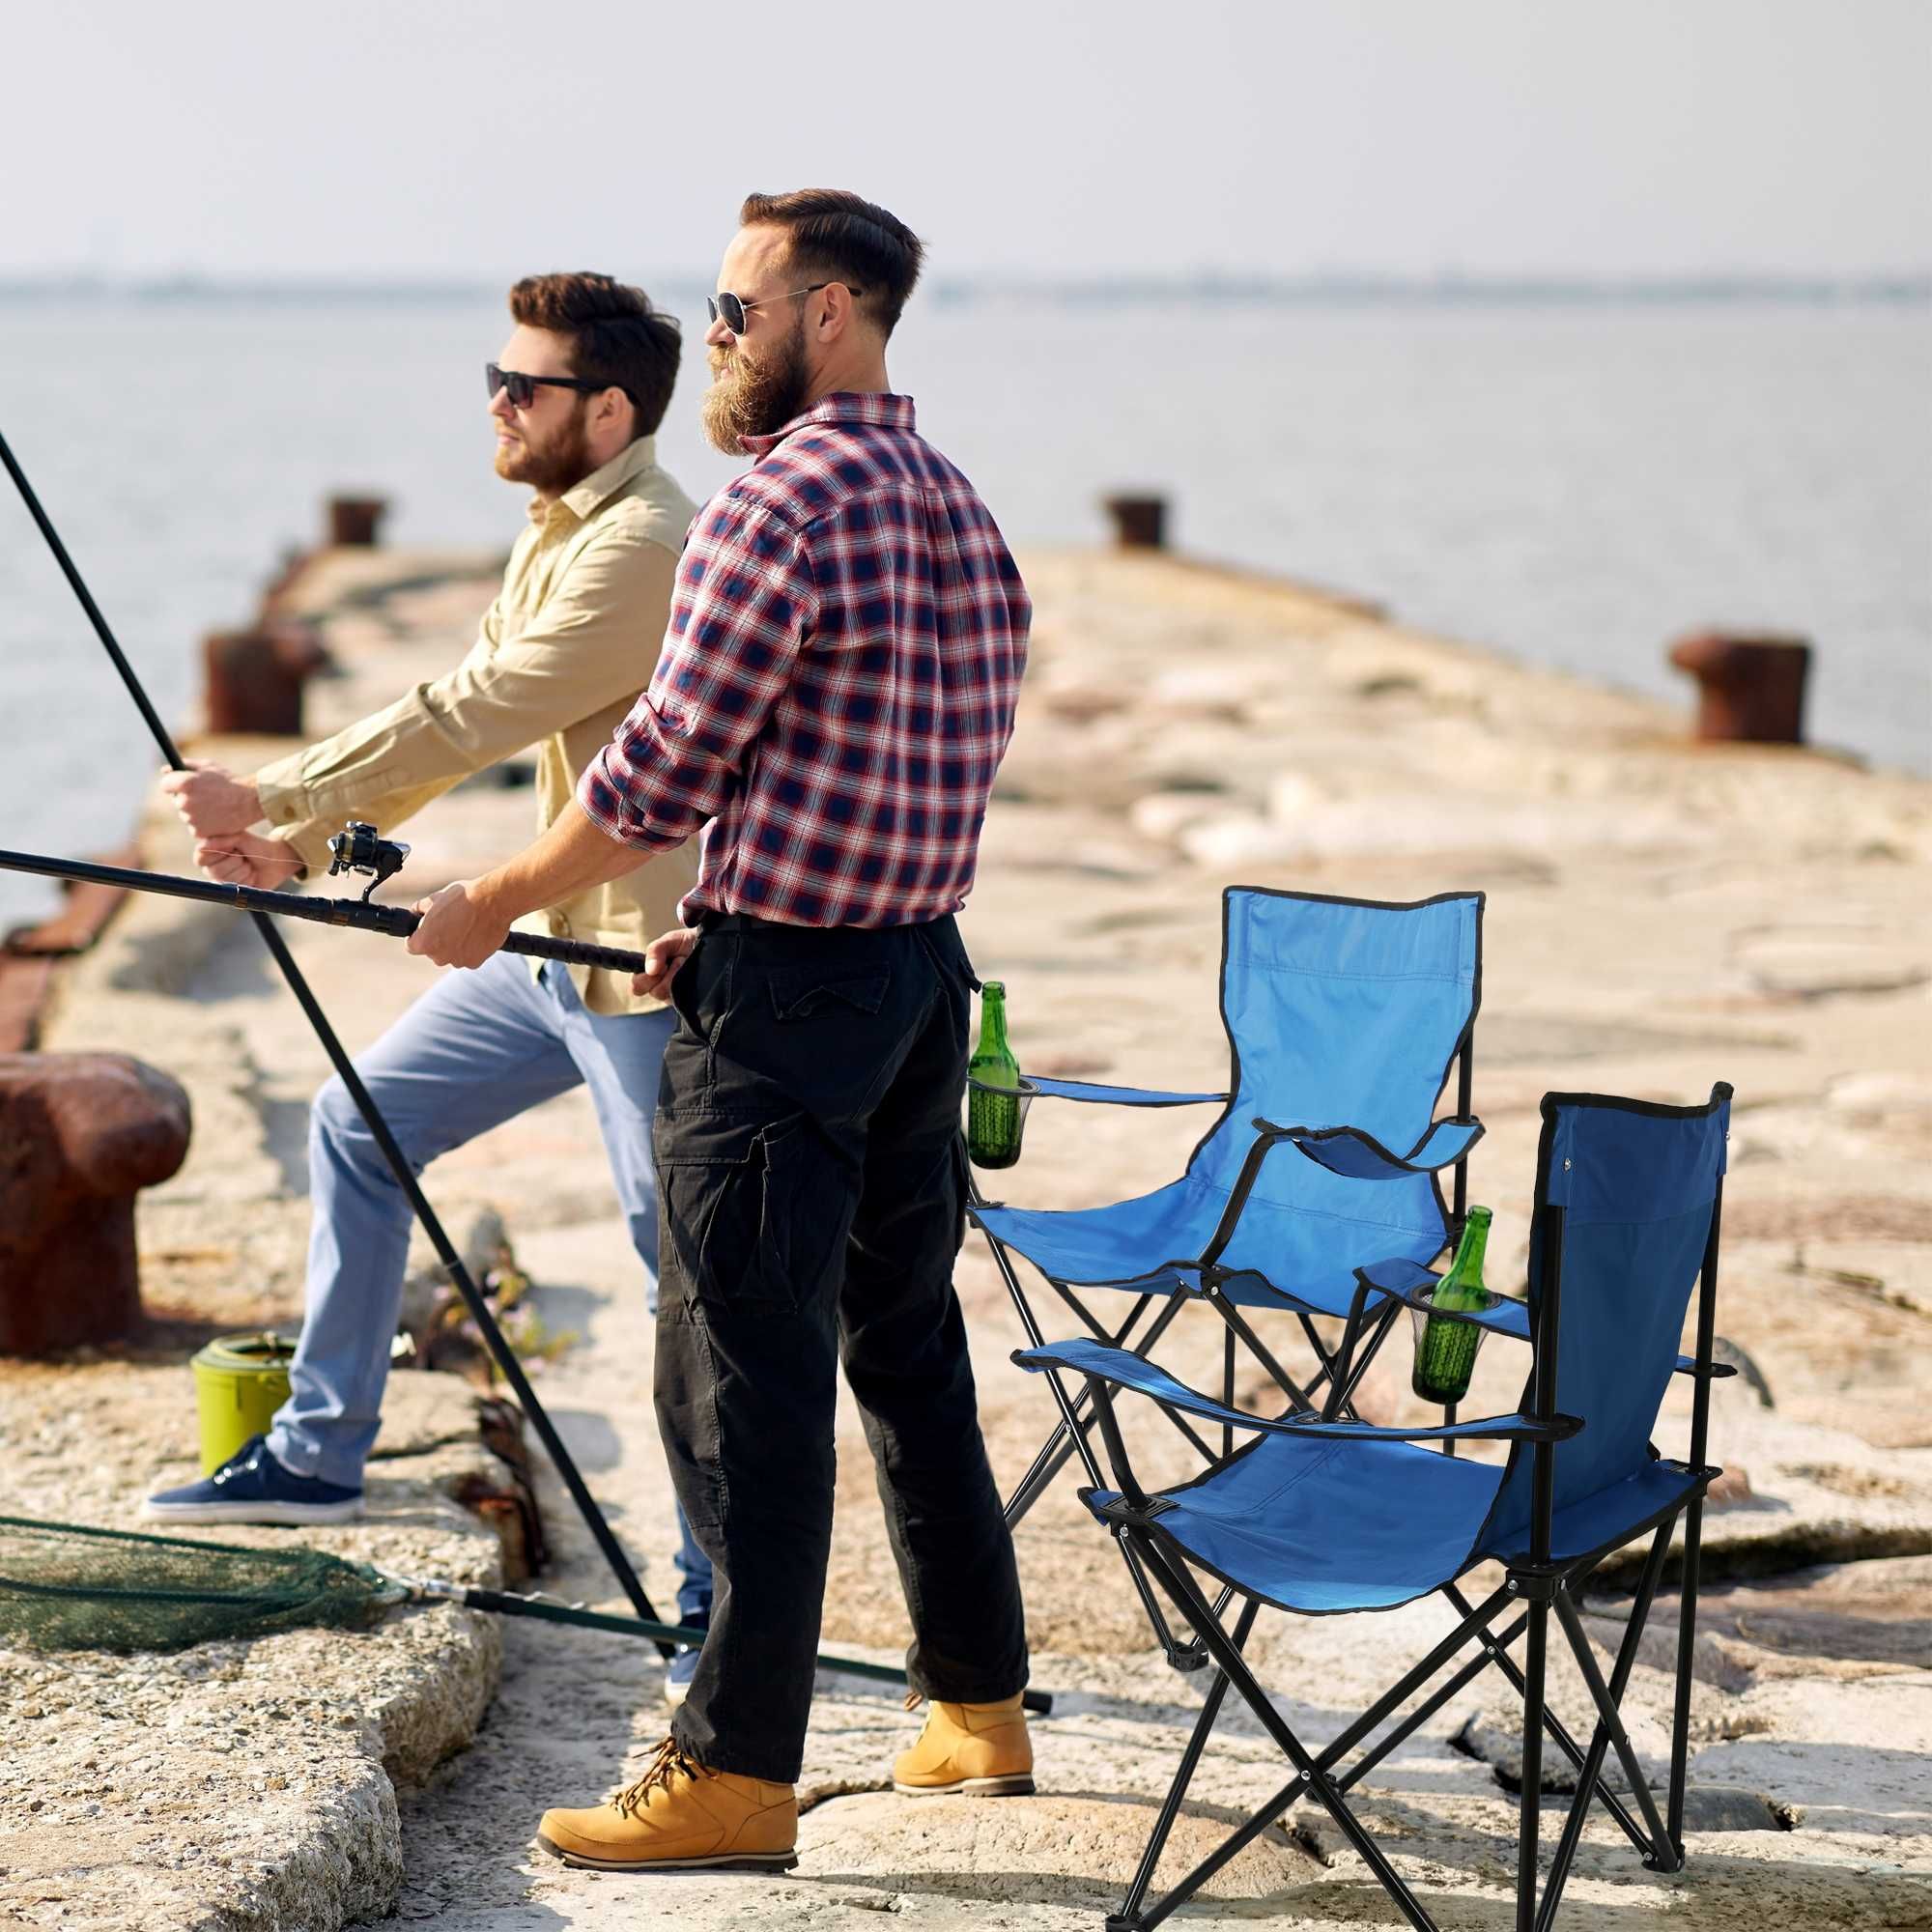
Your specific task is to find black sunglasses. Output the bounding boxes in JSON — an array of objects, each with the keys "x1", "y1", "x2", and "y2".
[
  {"x1": 706, "y1": 282, "x2": 866, "y2": 337},
  {"x1": 486, "y1": 363, "x2": 637, "y2": 411}
]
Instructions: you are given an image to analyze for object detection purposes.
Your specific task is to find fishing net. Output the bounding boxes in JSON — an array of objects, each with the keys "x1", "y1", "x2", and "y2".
[{"x1": 0, "y1": 1515, "x2": 401, "y2": 1654}]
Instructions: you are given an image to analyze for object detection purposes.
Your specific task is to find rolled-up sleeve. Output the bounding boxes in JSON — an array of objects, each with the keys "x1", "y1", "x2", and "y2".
[{"x1": 578, "y1": 497, "x2": 817, "y2": 852}]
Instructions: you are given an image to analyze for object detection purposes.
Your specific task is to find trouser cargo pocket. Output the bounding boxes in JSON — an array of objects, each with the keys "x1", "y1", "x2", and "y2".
[{"x1": 653, "y1": 1108, "x2": 841, "y2": 1314}]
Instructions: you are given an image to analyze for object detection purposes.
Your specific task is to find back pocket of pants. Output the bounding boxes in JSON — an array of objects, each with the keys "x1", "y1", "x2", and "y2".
[{"x1": 653, "y1": 1109, "x2": 840, "y2": 1314}]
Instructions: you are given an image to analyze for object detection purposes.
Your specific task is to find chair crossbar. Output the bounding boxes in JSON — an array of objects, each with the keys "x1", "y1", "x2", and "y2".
[
  {"x1": 1553, "y1": 1591, "x2": 1675, "y2": 1867},
  {"x1": 1339, "y1": 1606, "x2": 1530, "y2": 1794},
  {"x1": 1535, "y1": 1520, "x2": 1679, "y2": 1930},
  {"x1": 1107, "y1": 1528, "x2": 1690, "y2": 1932},
  {"x1": 1196, "y1": 1284, "x2": 1317, "y2": 1411},
  {"x1": 1121, "y1": 1762, "x2": 1307, "y2": 1932},
  {"x1": 1116, "y1": 1595, "x2": 1263, "y2": 1922},
  {"x1": 1442, "y1": 1577, "x2": 1655, "y2": 1860},
  {"x1": 1133, "y1": 1537, "x2": 1441, "y2": 1932},
  {"x1": 1316, "y1": 1581, "x2": 1515, "y2": 1774}
]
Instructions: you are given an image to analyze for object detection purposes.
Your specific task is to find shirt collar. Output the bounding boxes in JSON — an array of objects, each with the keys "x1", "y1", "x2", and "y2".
[
  {"x1": 739, "y1": 391, "x2": 915, "y2": 459},
  {"x1": 530, "y1": 435, "x2": 660, "y2": 527}
]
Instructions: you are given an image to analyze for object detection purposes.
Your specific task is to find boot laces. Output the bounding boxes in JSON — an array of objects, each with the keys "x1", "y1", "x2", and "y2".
[{"x1": 612, "y1": 1736, "x2": 714, "y2": 1817}]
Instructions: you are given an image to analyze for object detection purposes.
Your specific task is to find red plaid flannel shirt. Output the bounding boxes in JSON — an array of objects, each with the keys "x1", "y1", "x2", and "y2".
[{"x1": 579, "y1": 392, "x2": 1031, "y2": 926}]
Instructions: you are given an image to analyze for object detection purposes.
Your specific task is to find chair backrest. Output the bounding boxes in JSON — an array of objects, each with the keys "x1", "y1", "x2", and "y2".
[
  {"x1": 1194, "y1": 889, "x2": 1482, "y2": 1272},
  {"x1": 1484, "y1": 1085, "x2": 1731, "y2": 1551}
]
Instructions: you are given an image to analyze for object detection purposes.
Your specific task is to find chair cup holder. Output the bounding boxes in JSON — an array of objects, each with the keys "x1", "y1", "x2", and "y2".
[
  {"x1": 1409, "y1": 1284, "x2": 1505, "y2": 1404},
  {"x1": 967, "y1": 1075, "x2": 1037, "y2": 1170}
]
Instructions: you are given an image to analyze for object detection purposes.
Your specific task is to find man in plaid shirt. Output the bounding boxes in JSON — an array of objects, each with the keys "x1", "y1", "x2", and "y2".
[{"x1": 412, "y1": 189, "x2": 1033, "y2": 1873}]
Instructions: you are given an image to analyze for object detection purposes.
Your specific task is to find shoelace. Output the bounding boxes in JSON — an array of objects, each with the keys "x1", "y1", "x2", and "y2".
[{"x1": 612, "y1": 1736, "x2": 715, "y2": 1818}]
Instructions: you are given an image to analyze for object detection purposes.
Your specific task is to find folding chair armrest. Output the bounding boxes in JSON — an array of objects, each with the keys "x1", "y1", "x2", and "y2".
[
  {"x1": 1262, "y1": 1114, "x2": 1485, "y2": 1182},
  {"x1": 1011, "y1": 1337, "x2": 1580, "y2": 1444},
  {"x1": 1011, "y1": 1074, "x2": 1228, "y2": 1108},
  {"x1": 1354, "y1": 1259, "x2": 1534, "y2": 1341}
]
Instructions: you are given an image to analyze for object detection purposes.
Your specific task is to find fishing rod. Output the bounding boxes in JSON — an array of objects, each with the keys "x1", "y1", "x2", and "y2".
[
  {"x1": 0, "y1": 1514, "x2": 1056, "y2": 1714},
  {"x1": 0, "y1": 827, "x2": 654, "y2": 978},
  {"x1": 0, "y1": 425, "x2": 672, "y2": 1651},
  {"x1": 395, "y1": 1577, "x2": 1052, "y2": 1712}
]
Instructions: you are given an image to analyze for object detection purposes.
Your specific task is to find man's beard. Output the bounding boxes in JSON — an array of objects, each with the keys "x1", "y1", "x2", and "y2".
[
  {"x1": 701, "y1": 313, "x2": 812, "y2": 453},
  {"x1": 496, "y1": 398, "x2": 595, "y2": 495}
]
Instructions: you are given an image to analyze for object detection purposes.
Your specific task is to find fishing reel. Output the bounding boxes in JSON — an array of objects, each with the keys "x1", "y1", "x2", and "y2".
[{"x1": 326, "y1": 822, "x2": 411, "y2": 902}]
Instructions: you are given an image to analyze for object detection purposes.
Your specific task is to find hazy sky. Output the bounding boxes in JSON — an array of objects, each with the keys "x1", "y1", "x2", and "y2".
[{"x1": 4, "y1": 0, "x2": 1926, "y2": 282}]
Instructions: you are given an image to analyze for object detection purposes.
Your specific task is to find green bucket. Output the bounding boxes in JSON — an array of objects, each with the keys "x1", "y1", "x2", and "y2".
[{"x1": 191, "y1": 1332, "x2": 298, "y2": 1475}]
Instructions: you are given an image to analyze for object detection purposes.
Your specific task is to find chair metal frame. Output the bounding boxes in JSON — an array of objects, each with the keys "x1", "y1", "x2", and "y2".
[{"x1": 1023, "y1": 1085, "x2": 1733, "y2": 1932}]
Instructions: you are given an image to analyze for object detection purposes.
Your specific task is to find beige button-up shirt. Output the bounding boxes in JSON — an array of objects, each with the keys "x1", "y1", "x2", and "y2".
[{"x1": 256, "y1": 437, "x2": 698, "y2": 1015}]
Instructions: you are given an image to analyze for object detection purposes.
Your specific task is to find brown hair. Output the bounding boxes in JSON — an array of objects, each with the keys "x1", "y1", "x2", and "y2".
[
  {"x1": 507, "y1": 272, "x2": 682, "y2": 437},
  {"x1": 737, "y1": 189, "x2": 924, "y2": 338}
]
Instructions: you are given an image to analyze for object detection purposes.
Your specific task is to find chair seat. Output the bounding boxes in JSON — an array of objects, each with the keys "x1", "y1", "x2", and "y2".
[
  {"x1": 975, "y1": 1176, "x2": 1447, "y2": 1321},
  {"x1": 1485, "y1": 1462, "x2": 1706, "y2": 1571},
  {"x1": 1097, "y1": 1432, "x2": 1507, "y2": 1614},
  {"x1": 1098, "y1": 1434, "x2": 1707, "y2": 1616}
]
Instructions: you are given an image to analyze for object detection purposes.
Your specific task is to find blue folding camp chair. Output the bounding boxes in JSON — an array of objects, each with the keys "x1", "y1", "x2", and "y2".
[
  {"x1": 972, "y1": 888, "x2": 1486, "y2": 1550},
  {"x1": 1017, "y1": 1083, "x2": 1733, "y2": 1932}
]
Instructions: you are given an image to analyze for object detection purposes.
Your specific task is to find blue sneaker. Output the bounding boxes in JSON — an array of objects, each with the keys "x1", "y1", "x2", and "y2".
[
  {"x1": 665, "y1": 1614, "x2": 708, "y2": 1709},
  {"x1": 143, "y1": 1435, "x2": 364, "y2": 1526}
]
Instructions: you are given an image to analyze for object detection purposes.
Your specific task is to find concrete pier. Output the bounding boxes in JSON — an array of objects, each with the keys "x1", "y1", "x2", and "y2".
[{"x1": 2, "y1": 538, "x2": 1927, "y2": 1929}]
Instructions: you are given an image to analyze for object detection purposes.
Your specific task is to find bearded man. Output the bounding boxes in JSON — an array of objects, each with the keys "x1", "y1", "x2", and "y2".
[
  {"x1": 143, "y1": 271, "x2": 716, "y2": 1706},
  {"x1": 408, "y1": 191, "x2": 1034, "y2": 1873}
]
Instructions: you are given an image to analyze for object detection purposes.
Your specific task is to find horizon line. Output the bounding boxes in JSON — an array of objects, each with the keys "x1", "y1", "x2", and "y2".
[{"x1": 0, "y1": 268, "x2": 1926, "y2": 307}]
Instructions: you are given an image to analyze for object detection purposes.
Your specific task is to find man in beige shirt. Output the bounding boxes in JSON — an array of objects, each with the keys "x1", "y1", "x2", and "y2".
[{"x1": 143, "y1": 271, "x2": 714, "y2": 1700}]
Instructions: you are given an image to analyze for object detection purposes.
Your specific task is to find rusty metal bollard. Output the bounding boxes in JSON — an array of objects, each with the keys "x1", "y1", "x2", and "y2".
[
  {"x1": 1668, "y1": 632, "x2": 1812, "y2": 745},
  {"x1": 0, "y1": 1053, "x2": 191, "y2": 1353},
  {"x1": 1104, "y1": 493, "x2": 1168, "y2": 551},
  {"x1": 202, "y1": 621, "x2": 329, "y2": 735},
  {"x1": 327, "y1": 495, "x2": 387, "y2": 547}
]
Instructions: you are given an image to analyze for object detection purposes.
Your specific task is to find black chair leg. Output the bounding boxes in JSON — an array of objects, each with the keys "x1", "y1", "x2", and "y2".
[
  {"x1": 1516, "y1": 1597, "x2": 1548, "y2": 1932},
  {"x1": 1534, "y1": 1523, "x2": 1677, "y2": 1931},
  {"x1": 1667, "y1": 1492, "x2": 1706, "y2": 1860},
  {"x1": 1135, "y1": 1534, "x2": 1441, "y2": 1932},
  {"x1": 1114, "y1": 1596, "x2": 1261, "y2": 1926},
  {"x1": 1553, "y1": 1590, "x2": 1678, "y2": 1871}
]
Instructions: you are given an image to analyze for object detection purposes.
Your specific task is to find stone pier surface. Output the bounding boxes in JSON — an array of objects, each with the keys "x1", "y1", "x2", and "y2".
[{"x1": 2, "y1": 541, "x2": 1927, "y2": 1929}]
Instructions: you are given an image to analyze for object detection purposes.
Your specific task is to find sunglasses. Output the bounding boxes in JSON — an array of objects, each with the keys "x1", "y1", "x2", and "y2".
[
  {"x1": 486, "y1": 363, "x2": 635, "y2": 411},
  {"x1": 706, "y1": 282, "x2": 866, "y2": 337}
]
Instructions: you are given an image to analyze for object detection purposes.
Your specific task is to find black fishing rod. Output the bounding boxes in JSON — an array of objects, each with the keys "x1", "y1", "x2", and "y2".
[
  {"x1": 0, "y1": 832, "x2": 654, "y2": 978},
  {"x1": 0, "y1": 426, "x2": 671, "y2": 1654}
]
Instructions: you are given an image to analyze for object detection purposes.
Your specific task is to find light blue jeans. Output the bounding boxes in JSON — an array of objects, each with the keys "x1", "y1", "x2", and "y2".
[{"x1": 268, "y1": 951, "x2": 712, "y2": 1619}]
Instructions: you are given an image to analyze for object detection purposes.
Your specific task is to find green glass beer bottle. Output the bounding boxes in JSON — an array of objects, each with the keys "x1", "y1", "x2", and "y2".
[
  {"x1": 1411, "y1": 1205, "x2": 1493, "y2": 1405},
  {"x1": 967, "y1": 981, "x2": 1024, "y2": 1169}
]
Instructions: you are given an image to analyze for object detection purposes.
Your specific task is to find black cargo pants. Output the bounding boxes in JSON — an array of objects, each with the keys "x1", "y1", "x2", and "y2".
[{"x1": 653, "y1": 911, "x2": 1029, "y2": 1783}]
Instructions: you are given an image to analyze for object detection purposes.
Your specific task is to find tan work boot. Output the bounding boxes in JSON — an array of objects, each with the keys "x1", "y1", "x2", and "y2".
[
  {"x1": 537, "y1": 1736, "x2": 798, "y2": 1872},
  {"x1": 893, "y1": 1692, "x2": 1035, "y2": 1796}
]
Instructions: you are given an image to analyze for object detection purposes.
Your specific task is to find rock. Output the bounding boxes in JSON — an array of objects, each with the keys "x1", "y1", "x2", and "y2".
[
  {"x1": 1129, "y1": 790, "x2": 1225, "y2": 843},
  {"x1": 0, "y1": 1358, "x2": 512, "y2": 1931},
  {"x1": 1265, "y1": 772, "x2": 1328, "y2": 821},
  {"x1": 797, "y1": 1789, "x2": 1317, "y2": 1906},
  {"x1": 1178, "y1": 812, "x2": 1308, "y2": 868},
  {"x1": 1451, "y1": 1714, "x2": 1786, "y2": 1832},
  {"x1": 0, "y1": 1053, "x2": 191, "y2": 1353}
]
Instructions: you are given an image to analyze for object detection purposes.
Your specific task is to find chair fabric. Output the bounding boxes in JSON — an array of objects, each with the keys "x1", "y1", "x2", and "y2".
[
  {"x1": 1284, "y1": 1115, "x2": 1484, "y2": 1181},
  {"x1": 1033, "y1": 1087, "x2": 1731, "y2": 1615},
  {"x1": 975, "y1": 889, "x2": 1483, "y2": 1321},
  {"x1": 1482, "y1": 1092, "x2": 1728, "y2": 1560},
  {"x1": 1024, "y1": 1075, "x2": 1227, "y2": 1107}
]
